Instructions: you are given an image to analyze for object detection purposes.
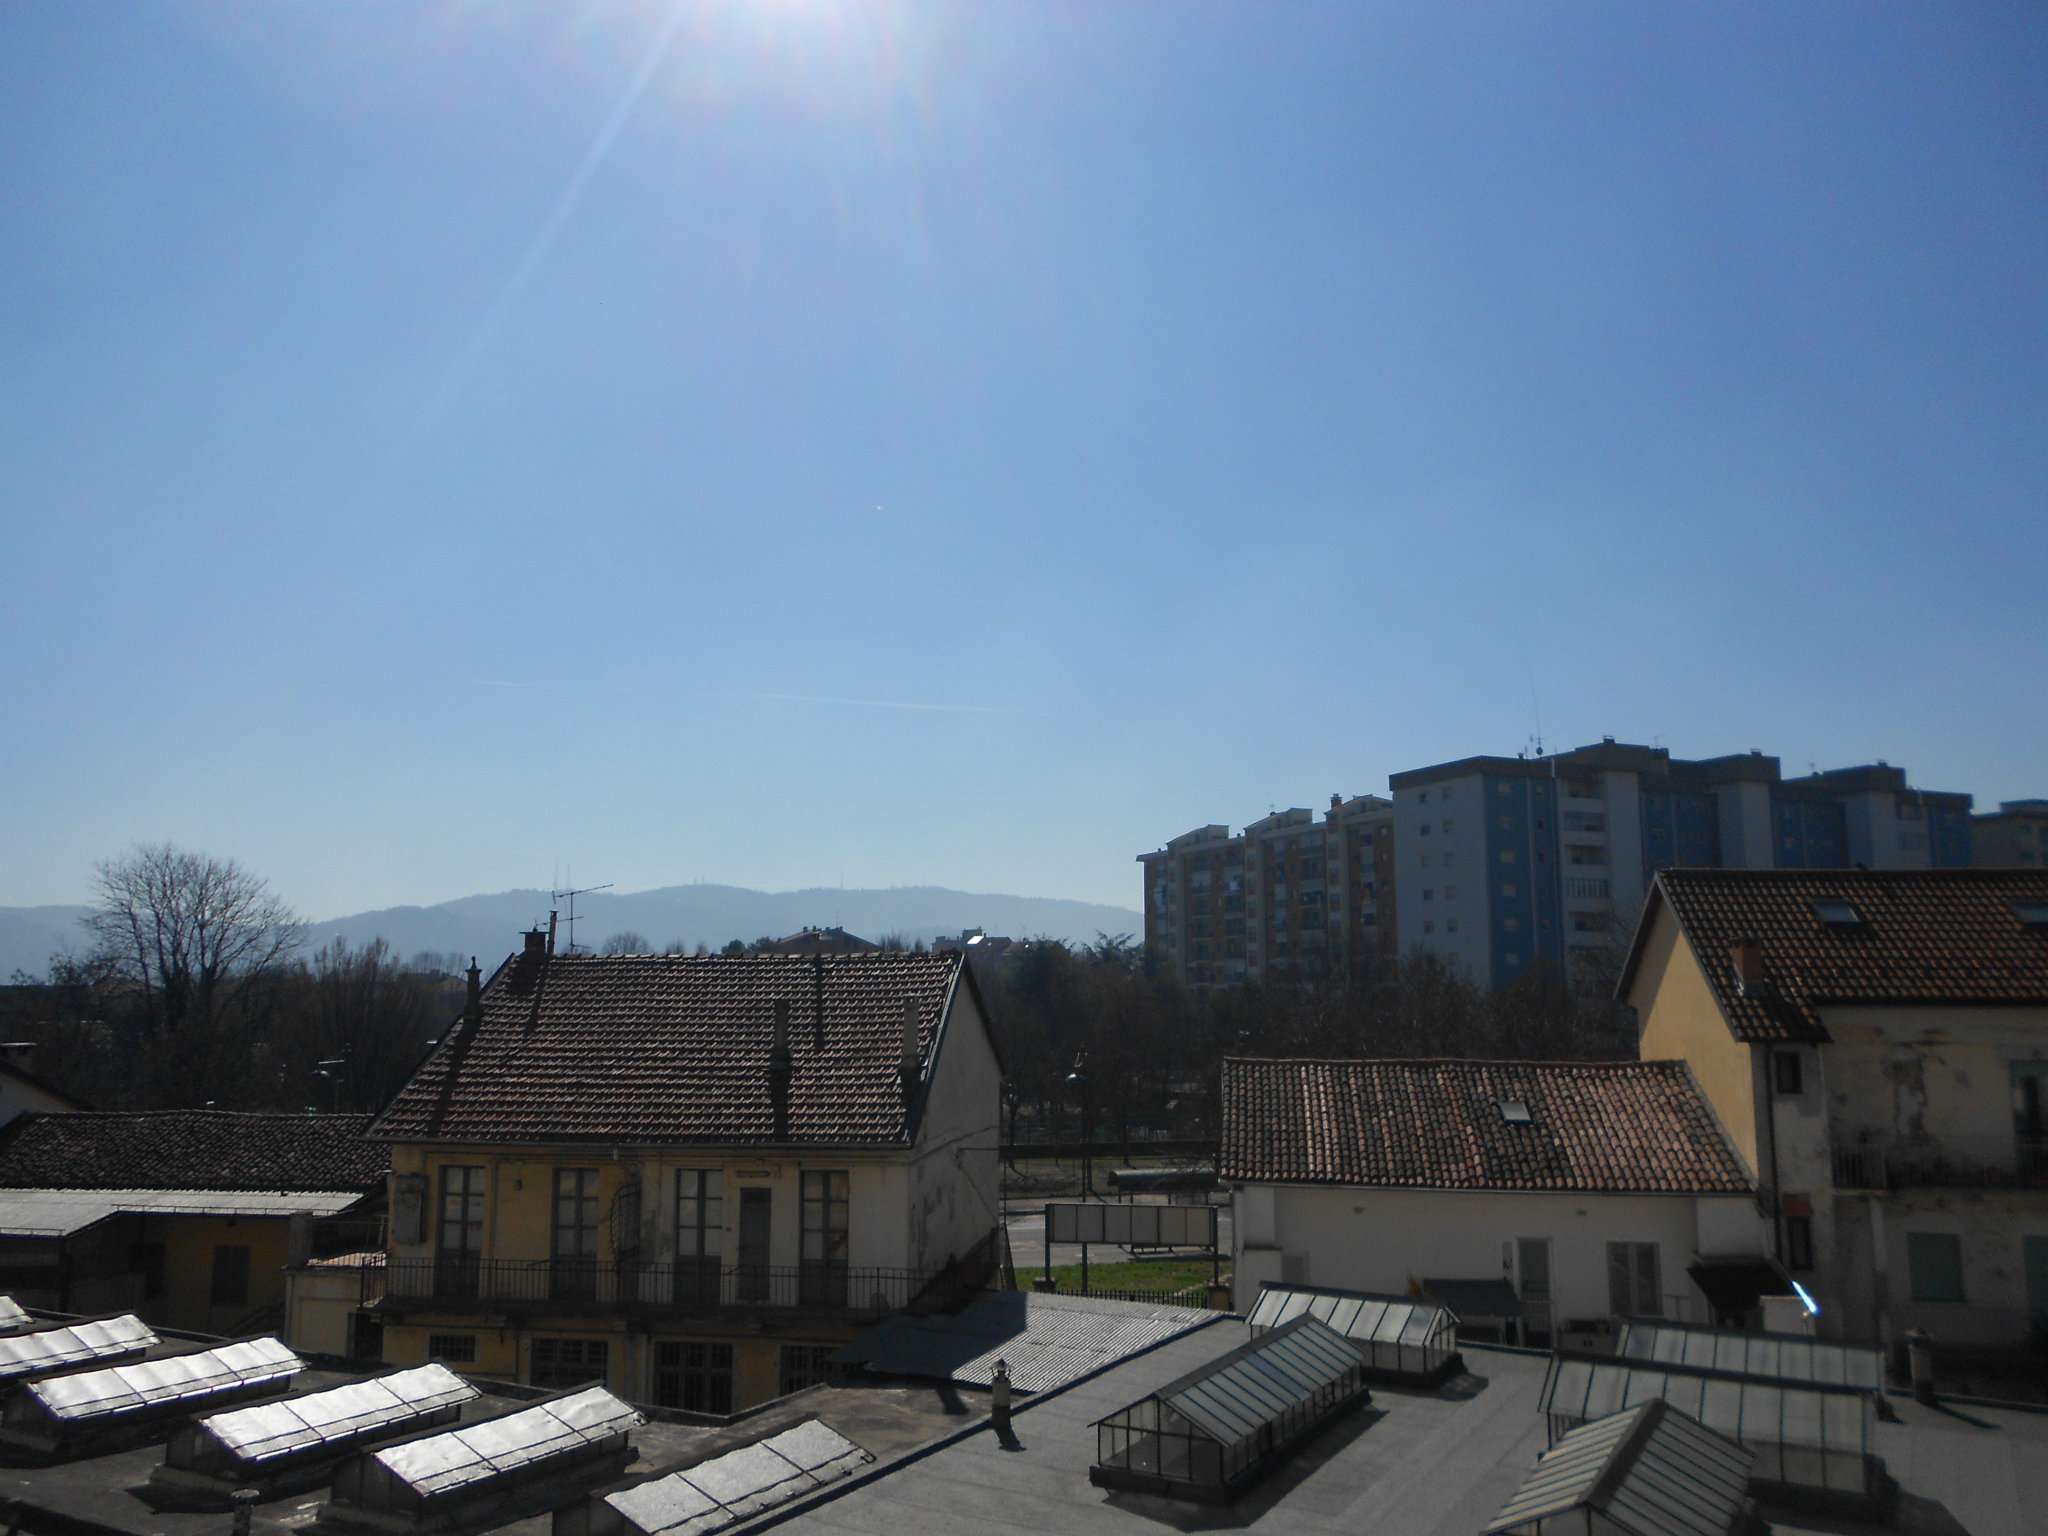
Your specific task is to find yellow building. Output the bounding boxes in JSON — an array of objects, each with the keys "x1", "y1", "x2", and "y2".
[
  {"x1": 363, "y1": 937, "x2": 1004, "y2": 1412},
  {"x1": 1621, "y1": 868, "x2": 2048, "y2": 1355},
  {"x1": 0, "y1": 1109, "x2": 387, "y2": 1335}
]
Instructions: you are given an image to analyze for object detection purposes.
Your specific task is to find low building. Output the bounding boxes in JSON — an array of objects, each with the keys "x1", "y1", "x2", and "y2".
[
  {"x1": 765, "y1": 927, "x2": 879, "y2": 955},
  {"x1": 0, "y1": 1044, "x2": 82, "y2": 1128},
  {"x1": 364, "y1": 937, "x2": 1003, "y2": 1412},
  {"x1": 0, "y1": 1111, "x2": 388, "y2": 1335},
  {"x1": 1220, "y1": 1057, "x2": 1769, "y2": 1346},
  {"x1": 1621, "y1": 867, "x2": 2048, "y2": 1356}
]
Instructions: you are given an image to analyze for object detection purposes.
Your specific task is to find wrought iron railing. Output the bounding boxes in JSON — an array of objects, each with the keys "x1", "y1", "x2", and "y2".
[
  {"x1": 379, "y1": 1257, "x2": 922, "y2": 1315},
  {"x1": 1831, "y1": 1134, "x2": 2048, "y2": 1191}
]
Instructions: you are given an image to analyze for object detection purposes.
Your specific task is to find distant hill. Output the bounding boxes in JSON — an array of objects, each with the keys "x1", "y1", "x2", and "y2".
[{"x1": 0, "y1": 885, "x2": 1142, "y2": 978}]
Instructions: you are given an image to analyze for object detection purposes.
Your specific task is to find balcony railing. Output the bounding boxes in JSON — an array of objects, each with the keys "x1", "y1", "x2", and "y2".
[
  {"x1": 1831, "y1": 1134, "x2": 2048, "y2": 1191},
  {"x1": 378, "y1": 1258, "x2": 928, "y2": 1316}
]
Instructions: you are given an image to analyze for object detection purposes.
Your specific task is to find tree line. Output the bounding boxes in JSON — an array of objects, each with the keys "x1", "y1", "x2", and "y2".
[{"x1": 7, "y1": 843, "x2": 1636, "y2": 1123}]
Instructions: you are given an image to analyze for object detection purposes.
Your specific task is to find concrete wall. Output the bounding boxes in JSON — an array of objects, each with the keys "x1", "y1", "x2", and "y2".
[
  {"x1": 1232, "y1": 1183, "x2": 1764, "y2": 1327},
  {"x1": 907, "y1": 979, "x2": 1002, "y2": 1276},
  {"x1": 1395, "y1": 771, "x2": 1491, "y2": 982}
]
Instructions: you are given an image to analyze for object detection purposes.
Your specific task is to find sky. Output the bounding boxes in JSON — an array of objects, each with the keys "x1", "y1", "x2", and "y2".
[{"x1": 3, "y1": 1, "x2": 2044, "y2": 920}]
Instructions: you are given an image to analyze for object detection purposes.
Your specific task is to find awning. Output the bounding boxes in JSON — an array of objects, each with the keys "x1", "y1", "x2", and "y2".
[
  {"x1": 1421, "y1": 1277, "x2": 1521, "y2": 1319},
  {"x1": 1686, "y1": 1257, "x2": 1789, "y2": 1320}
]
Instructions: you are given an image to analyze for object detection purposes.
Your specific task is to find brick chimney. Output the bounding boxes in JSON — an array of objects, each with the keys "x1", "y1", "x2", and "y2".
[
  {"x1": 523, "y1": 928, "x2": 547, "y2": 958},
  {"x1": 769, "y1": 999, "x2": 793, "y2": 1140},
  {"x1": 1730, "y1": 939, "x2": 1765, "y2": 996},
  {"x1": 900, "y1": 997, "x2": 922, "y2": 1102}
]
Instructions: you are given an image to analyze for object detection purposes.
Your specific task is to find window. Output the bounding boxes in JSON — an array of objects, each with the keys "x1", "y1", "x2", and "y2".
[
  {"x1": 1500, "y1": 849, "x2": 1516, "y2": 864},
  {"x1": 1607, "y1": 1242, "x2": 1661, "y2": 1316},
  {"x1": 1419, "y1": 791, "x2": 1429, "y2": 803},
  {"x1": 1501, "y1": 882, "x2": 1517, "y2": 898},
  {"x1": 1786, "y1": 1215, "x2": 1814, "y2": 1272},
  {"x1": 1444, "y1": 885, "x2": 1457, "y2": 900},
  {"x1": 553, "y1": 1168, "x2": 601, "y2": 1300},
  {"x1": 1503, "y1": 916, "x2": 1519, "y2": 932},
  {"x1": 1420, "y1": 824, "x2": 1430, "y2": 837},
  {"x1": 1503, "y1": 951, "x2": 1520, "y2": 966},
  {"x1": 676, "y1": 1170, "x2": 724, "y2": 1307},
  {"x1": 1442, "y1": 819, "x2": 1454, "y2": 833},
  {"x1": 209, "y1": 1245, "x2": 251, "y2": 1308},
  {"x1": 1446, "y1": 917, "x2": 1458, "y2": 932},
  {"x1": 1813, "y1": 898, "x2": 1862, "y2": 927},
  {"x1": 1419, "y1": 853, "x2": 1433, "y2": 868},
  {"x1": 1443, "y1": 852, "x2": 1455, "y2": 866},
  {"x1": 780, "y1": 1343, "x2": 838, "y2": 1396},
  {"x1": 1499, "y1": 1101, "x2": 1532, "y2": 1125},
  {"x1": 1422, "y1": 889, "x2": 1433, "y2": 902},
  {"x1": 1773, "y1": 1051, "x2": 1804, "y2": 1096},
  {"x1": 428, "y1": 1333, "x2": 477, "y2": 1364},
  {"x1": 2016, "y1": 1064, "x2": 2048, "y2": 1176},
  {"x1": 1497, "y1": 782, "x2": 1512, "y2": 796},
  {"x1": 801, "y1": 1171, "x2": 850, "y2": 1306},
  {"x1": 437, "y1": 1165, "x2": 485, "y2": 1297},
  {"x1": 1907, "y1": 1232, "x2": 1965, "y2": 1303},
  {"x1": 654, "y1": 1340, "x2": 733, "y2": 1413},
  {"x1": 1423, "y1": 920, "x2": 1435, "y2": 935},
  {"x1": 532, "y1": 1336, "x2": 609, "y2": 1390}
]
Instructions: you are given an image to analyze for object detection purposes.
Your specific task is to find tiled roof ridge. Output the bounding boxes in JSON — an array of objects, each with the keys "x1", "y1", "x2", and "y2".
[
  {"x1": 16, "y1": 1108, "x2": 372, "y2": 1123},
  {"x1": 1223, "y1": 1055, "x2": 1680, "y2": 1071},
  {"x1": 1659, "y1": 866, "x2": 2042, "y2": 880}
]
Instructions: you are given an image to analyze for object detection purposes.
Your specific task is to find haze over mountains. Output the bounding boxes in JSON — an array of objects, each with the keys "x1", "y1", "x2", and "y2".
[{"x1": 0, "y1": 884, "x2": 1143, "y2": 980}]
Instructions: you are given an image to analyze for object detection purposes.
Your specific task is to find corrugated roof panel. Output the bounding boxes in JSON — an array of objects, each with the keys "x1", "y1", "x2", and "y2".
[
  {"x1": 1488, "y1": 1400, "x2": 1753, "y2": 1536},
  {"x1": 0, "y1": 1314, "x2": 159, "y2": 1380},
  {"x1": 1614, "y1": 1319, "x2": 1882, "y2": 1393},
  {"x1": 372, "y1": 1388, "x2": 642, "y2": 1498},
  {"x1": 603, "y1": 1419, "x2": 872, "y2": 1536},
  {"x1": 29, "y1": 1338, "x2": 304, "y2": 1424},
  {"x1": 199, "y1": 1366, "x2": 479, "y2": 1465}
]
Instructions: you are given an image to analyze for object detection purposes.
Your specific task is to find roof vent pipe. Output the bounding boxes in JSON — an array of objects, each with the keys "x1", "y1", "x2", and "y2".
[
  {"x1": 465, "y1": 958, "x2": 482, "y2": 1031},
  {"x1": 901, "y1": 997, "x2": 921, "y2": 1101},
  {"x1": 769, "y1": 999, "x2": 793, "y2": 1140}
]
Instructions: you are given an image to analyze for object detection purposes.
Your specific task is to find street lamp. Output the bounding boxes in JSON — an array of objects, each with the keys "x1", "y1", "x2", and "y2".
[{"x1": 1065, "y1": 1051, "x2": 1093, "y2": 1198}]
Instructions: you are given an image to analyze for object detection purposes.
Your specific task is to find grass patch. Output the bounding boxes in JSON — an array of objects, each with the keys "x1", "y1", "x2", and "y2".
[{"x1": 1013, "y1": 1258, "x2": 1221, "y2": 1294}]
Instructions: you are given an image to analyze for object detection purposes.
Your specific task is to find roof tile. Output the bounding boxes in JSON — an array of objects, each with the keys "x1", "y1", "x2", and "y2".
[
  {"x1": 0, "y1": 1112, "x2": 387, "y2": 1192},
  {"x1": 1219, "y1": 1058, "x2": 1752, "y2": 1193},
  {"x1": 368, "y1": 951, "x2": 962, "y2": 1145},
  {"x1": 1642, "y1": 868, "x2": 2048, "y2": 1043}
]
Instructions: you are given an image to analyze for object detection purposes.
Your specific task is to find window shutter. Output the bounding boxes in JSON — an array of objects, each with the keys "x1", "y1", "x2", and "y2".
[
  {"x1": 1607, "y1": 1244, "x2": 1632, "y2": 1316},
  {"x1": 1635, "y1": 1245, "x2": 1662, "y2": 1316}
]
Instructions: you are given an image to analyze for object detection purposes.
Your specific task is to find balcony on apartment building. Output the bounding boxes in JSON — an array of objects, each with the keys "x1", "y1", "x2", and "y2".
[
  {"x1": 374, "y1": 1256, "x2": 962, "y2": 1320},
  {"x1": 1830, "y1": 1132, "x2": 2048, "y2": 1192}
]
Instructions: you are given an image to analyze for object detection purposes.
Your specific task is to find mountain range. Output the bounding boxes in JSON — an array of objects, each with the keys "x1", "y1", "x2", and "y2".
[{"x1": 0, "y1": 884, "x2": 1144, "y2": 979}]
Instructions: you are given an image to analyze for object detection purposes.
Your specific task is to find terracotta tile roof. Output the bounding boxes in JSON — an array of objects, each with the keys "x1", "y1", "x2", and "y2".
[
  {"x1": 1628, "y1": 869, "x2": 2048, "y2": 1044},
  {"x1": 0, "y1": 1111, "x2": 387, "y2": 1192},
  {"x1": 1219, "y1": 1058, "x2": 1752, "y2": 1193},
  {"x1": 368, "y1": 950, "x2": 968, "y2": 1146}
]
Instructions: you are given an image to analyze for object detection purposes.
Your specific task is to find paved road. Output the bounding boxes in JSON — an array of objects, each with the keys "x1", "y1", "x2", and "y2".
[{"x1": 1003, "y1": 1198, "x2": 1232, "y2": 1274}]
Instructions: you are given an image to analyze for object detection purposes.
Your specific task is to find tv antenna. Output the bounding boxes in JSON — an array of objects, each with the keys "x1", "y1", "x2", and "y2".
[{"x1": 551, "y1": 881, "x2": 614, "y2": 955}]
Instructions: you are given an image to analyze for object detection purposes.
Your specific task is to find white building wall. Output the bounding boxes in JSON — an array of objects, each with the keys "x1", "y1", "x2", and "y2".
[
  {"x1": 906, "y1": 980, "x2": 1003, "y2": 1276},
  {"x1": 1714, "y1": 782, "x2": 1776, "y2": 868},
  {"x1": 1395, "y1": 771, "x2": 1490, "y2": 981},
  {"x1": 1233, "y1": 1184, "x2": 1765, "y2": 1327},
  {"x1": 1601, "y1": 770, "x2": 1648, "y2": 923},
  {"x1": 0, "y1": 1075, "x2": 74, "y2": 1129}
]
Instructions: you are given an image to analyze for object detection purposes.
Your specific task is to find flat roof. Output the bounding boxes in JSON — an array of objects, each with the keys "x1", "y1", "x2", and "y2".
[
  {"x1": 0, "y1": 1186, "x2": 367, "y2": 1237},
  {"x1": 766, "y1": 1331, "x2": 2046, "y2": 1536}
]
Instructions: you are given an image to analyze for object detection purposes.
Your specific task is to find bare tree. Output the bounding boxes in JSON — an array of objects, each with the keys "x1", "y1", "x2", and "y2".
[
  {"x1": 601, "y1": 930, "x2": 651, "y2": 955},
  {"x1": 86, "y1": 843, "x2": 302, "y2": 1104}
]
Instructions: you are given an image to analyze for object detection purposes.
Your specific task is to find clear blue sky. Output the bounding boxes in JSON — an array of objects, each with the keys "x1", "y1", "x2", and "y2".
[{"x1": 3, "y1": 2, "x2": 2043, "y2": 919}]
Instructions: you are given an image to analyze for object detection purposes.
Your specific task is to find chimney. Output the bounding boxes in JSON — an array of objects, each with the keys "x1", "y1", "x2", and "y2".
[
  {"x1": 464, "y1": 958, "x2": 482, "y2": 1031},
  {"x1": 523, "y1": 928, "x2": 547, "y2": 958},
  {"x1": 1730, "y1": 939, "x2": 1764, "y2": 996},
  {"x1": 1331, "y1": 793, "x2": 1343, "y2": 811},
  {"x1": 547, "y1": 910, "x2": 559, "y2": 955},
  {"x1": 769, "y1": 999, "x2": 793, "y2": 1140},
  {"x1": 900, "y1": 997, "x2": 921, "y2": 1101}
]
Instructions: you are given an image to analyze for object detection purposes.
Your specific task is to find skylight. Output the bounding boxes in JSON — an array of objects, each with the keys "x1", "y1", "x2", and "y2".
[
  {"x1": 1499, "y1": 1101, "x2": 1532, "y2": 1125},
  {"x1": 2015, "y1": 902, "x2": 2048, "y2": 928},
  {"x1": 1812, "y1": 899, "x2": 1862, "y2": 927}
]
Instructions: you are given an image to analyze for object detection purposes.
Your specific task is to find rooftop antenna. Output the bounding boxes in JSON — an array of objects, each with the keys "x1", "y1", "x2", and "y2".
[
  {"x1": 551, "y1": 880, "x2": 614, "y2": 955},
  {"x1": 1523, "y1": 656, "x2": 1545, "y2": 760}
]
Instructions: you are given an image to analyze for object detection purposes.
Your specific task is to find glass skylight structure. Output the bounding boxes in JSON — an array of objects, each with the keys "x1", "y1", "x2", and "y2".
[
  {"x1": 0, "y1": 1314, "x2": 157, "y2": 1383},
  {"x1": 6, "y1": 1338, "x2": 303, "y2": 1439},
  {"x1": 1540, "y1": 1351, "x2": 1877, "y2": 1498},
  {"x1": 1246, "y1": 1283, "x2": 1460, "y2": 1382},
  {"x1": 1091, "y1": 1316, "x2": 1369, "y2": 1503},
  {"x1": 1614, "y1": 1319, "x2": 1883, "y2": 1394},
  {"x1": 602, "y1": 1418, "x2": 873, "y2": 1535},
  {"x1": 163, "y1": 1364, "x2": 479, "y2": 1480},
  {"x1": 329, "y1": 1385, "x2": 642, "y2": 1517},
  {"x1": 1485, "y1": 1399, "x2": 1755, "y2": 1536}
]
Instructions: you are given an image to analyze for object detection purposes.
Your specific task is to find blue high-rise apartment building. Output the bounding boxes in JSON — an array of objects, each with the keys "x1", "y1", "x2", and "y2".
[{"x1": 1390, "y1": 741, "x2": 1973, "y2": 990}]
